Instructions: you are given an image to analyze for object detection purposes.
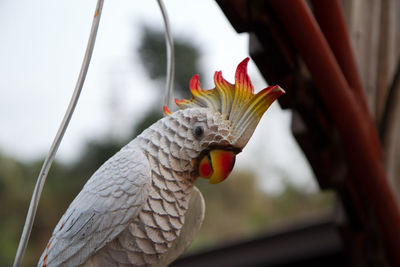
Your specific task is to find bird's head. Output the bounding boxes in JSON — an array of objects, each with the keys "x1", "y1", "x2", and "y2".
[{"x1": 163, "y1": 58, "x2": 284, "y2": 184}]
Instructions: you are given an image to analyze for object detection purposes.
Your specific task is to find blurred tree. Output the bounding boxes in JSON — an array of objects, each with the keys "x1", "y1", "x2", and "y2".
[
  {"x1": 190, "y1": 169, "x2": 334, "y2": 251},
  {"x1": 131, "y1": 25, "x2": 204, "y2": 139},
  {"x1": 137, "y1": 25, "x2": 203, "y2": 99}
]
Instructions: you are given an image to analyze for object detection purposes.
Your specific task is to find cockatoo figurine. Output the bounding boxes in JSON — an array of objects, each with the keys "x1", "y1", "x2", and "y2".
[{"x1": 38, "y1": 58, "x2": 284, "y2": 266}]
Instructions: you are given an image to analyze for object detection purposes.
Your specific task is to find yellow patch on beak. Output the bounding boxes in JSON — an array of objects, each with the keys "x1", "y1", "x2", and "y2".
[{"x1": 199, "y1": 150, "x2": 236, "y2": 184}]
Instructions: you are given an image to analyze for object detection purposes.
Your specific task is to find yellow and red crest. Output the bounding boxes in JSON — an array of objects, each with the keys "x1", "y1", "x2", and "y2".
[{"x1": 164, "y1": 58, "x2": 285, "y2": 147}]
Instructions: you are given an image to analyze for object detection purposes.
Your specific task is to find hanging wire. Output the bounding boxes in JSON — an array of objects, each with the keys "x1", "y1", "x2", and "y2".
[
  {"x1": 13, "y1": 1, "x2": 104, "y2": 266},
  {"x1": 157, "y1": 0, "x2": 175, "y2": 109},
  {"x1": 14, "y1": 1, "x2": 173, "y2": 265}
]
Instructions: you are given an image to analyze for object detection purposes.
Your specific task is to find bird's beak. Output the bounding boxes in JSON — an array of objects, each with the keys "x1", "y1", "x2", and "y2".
[{"x1": 199, "y1": 149, "x2": 236, "y2": 184}]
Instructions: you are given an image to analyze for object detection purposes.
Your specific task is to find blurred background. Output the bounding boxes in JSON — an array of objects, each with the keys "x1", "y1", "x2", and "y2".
[{"x1": 0, "y1": 1, "x2": 335, "y2": 266}]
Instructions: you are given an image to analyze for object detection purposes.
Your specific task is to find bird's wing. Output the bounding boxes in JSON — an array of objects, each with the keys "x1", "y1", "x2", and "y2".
[
  {"x1": 83, "y1": 186, "x2": 205, "y2": 267},
  {"x1": 38, "y1": 145, "x2": 150, "y2": 267}
]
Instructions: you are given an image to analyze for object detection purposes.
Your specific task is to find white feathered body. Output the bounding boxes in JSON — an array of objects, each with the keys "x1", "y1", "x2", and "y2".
[
  {"x1": 37, "y1": 57, "x2": 283, "y2": 267},
  {"x1": 38, "y1": 108, "x2": 231, "y2": 267}
]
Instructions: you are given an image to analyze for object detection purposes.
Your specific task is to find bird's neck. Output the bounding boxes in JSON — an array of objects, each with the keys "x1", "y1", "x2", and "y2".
[{"x1": 136, "y1": 123, "x2": 198, "y2": 192}]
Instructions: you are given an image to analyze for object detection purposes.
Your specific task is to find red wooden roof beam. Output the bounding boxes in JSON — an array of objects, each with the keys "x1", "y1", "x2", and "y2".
[
  {"x1": 311, "y1": 0, "x2": 370, "y2": 116},
  {"x1": 268, "y1": 1, "x2": 400, "y2": 266}
]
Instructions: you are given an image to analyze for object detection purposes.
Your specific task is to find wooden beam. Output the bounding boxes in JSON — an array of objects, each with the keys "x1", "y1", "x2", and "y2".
[
  {"x1": 267, "y1": 1, "x2": 400, "y2": 266},
  {"x1": 310, "y1": 0, "x2": 369, "y2": 116},
  {"x1": 173, "y1": 216, "x2": 345, "y2": 267}
]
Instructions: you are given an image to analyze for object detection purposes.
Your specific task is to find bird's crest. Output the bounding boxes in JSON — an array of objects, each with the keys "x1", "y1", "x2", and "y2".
[{"x1": 164, "y1": 58, "x2": 285, "y2": 147}]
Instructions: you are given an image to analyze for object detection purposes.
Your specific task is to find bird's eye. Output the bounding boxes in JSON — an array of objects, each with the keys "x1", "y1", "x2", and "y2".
[{"x1": 193, "y1": 125, "x2": 204, "y2": 139}]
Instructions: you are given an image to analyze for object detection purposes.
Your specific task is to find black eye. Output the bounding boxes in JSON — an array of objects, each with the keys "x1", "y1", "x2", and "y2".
[{"x1": 193, "y1": 126, "x2": 204, "y2": 139}]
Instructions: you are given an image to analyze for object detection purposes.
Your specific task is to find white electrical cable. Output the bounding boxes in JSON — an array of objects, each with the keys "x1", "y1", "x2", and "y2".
[
  {"x1": 13, "y1": 1, "x2": 104, "y2": 266},
  {"x1": 14, "y1": 1, "x2": 174, "y2": 266},
  {"x1": 157, "y1": 0, "x2": 175, "y2": 109}
]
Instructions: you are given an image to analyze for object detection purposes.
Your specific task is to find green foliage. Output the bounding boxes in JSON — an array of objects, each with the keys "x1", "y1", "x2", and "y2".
[
  {"x1": 0, "y1": 138, "x2": 125, "y2": 267},
  {"x1": 131, "y1": 25, "x2": 205, "y2": 143},
  {"x1": 131, "y1": 25, "x2": 205, "y2": 140},
  {"x1": 137, "y1": 26, "x2": 203, "y2": 99},
  {"x1": 190, "y1": 170, "x2": 334, "y2": 252}
]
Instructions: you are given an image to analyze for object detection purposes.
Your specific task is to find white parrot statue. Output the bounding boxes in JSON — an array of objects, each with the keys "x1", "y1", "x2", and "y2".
[{"x1": 38, "y1": 58, "x2": 284, "y2": 266}]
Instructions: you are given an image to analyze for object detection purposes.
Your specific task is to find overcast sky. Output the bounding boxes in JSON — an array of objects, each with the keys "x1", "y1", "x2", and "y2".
[{"x1": 0, "y1": 0, "x2": 316, "y2": 194}]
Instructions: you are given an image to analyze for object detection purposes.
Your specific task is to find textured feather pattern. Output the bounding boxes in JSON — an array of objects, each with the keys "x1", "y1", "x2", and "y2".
[
  {"x1": 38, "y1": 144, "x2": 151, "y2": 267},
  {"x1": 85, "y1": 109, "x2": 233, "y2": 266},
  {"x1": 39, "y1": 108, "x2": 233, "y2": 267}
]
